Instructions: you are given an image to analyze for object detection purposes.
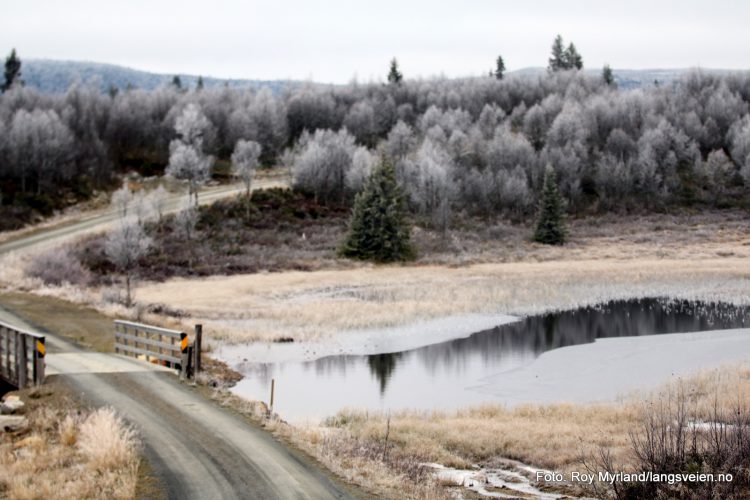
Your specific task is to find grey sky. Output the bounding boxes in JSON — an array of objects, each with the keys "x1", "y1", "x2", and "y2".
[{"x1": 2, "y1": 0, "x2": 748, "y2": 83}]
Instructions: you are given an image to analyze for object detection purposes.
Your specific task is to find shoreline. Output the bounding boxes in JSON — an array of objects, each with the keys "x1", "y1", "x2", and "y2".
[{"x1": 214, "y1": 312, "x2": 519, "y2": 364}]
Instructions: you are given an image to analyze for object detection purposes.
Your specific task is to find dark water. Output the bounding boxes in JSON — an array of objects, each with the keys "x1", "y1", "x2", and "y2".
[{"x1": 231, "y1": 298, "x2": 750, "y2": 421}]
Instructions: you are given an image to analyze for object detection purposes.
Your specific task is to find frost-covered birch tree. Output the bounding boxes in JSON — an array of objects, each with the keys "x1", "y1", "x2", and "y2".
[
  {"x1": 166, "y1": 104, "x2": 214, "y2": 206},
  {"x1": 8, "y1": 109, "x2": 74, "y2": 194},
  {"x1": 167, "y1": 141, "x2": 212, "y2": 206},
  {"x1": 105, "y1": 216, "x2": 152, "y2": 307},
  {"x1": 291, "y1": 128, "x2": 358, "y2": 203},
  {"x1": 231, "y1": 139, "x2": 262, "y2": 219},
  {"x1": 146, "y1": 185, "x2": 169, "y2": 225}
]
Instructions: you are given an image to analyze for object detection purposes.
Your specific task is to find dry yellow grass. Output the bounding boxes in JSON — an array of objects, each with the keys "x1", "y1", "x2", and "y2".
[
  {"x1": 136, "y1": 257, "x2": 750, "y2": 343},
  {"x1": 286, "y1": 364, "x2": 750, "y2": 498},
  {"x1": 318, "y1": 401, "x2": 637, "y2": 475},
  {"x1": 0, "y1": 399, "x2": 140, "y2": 500}
]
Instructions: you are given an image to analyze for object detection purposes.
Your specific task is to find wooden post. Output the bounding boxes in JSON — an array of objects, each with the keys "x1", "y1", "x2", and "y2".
[
  {"x1": 0, "y1": 326, "x2": 5, "y2": 379},
  {"x1": 17, "y1": 333, "x2": 27, "y2": 389},
  {"x1": 188, "y1": 346, "x2": 195, "y2": 383},
  {"x1": 193, "y1": 324, "x2": 202, "y2": 376},
  {"x1": 269, "y1": 378, "x2": 275, "y2": 416},
  {"x1": 4, "y1": 327, "x2": 10, "y2": 379},
  {"x1": 179, "y1": 332, "x2": 189, "y2": 381},
  {"x1": 34, "y1": 337, "x2": 46, "y2": 386},
  {"x1": 382, "y1": 412, "x2": 391, "y2": 462},
  {"x1": 134, "y1": 327, "x2": 139, "y2": 359}
]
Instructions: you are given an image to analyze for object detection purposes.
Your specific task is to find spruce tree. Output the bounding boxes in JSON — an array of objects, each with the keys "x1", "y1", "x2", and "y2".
[
  {"x1": 387, "y1": 58, "x2": 403, "y2": 85},
  {"x1": 196, "y1": 76, "x2": 204, "y2": 91},
  {"x1": 548, "y1": 36, "x2": 583, "y2": 71},
  {"x1": 533, "y1": 165, "x2": 566, "y2": 245},
  {"x1": 564, "y1": 43, "x2": 583, "y2": 70},
  {"x1": 548, "y1": 35, "x2": 567, "y2": 71},
  {"x1": 602, "y1": 64, "x2": 615, "y2": 86},
  {"x1": 339, "y1": 159, "x2": 415, "y2": 262},
  {"x1": 171, "y1": 75, "x2": 183, "y2": 90},
  {"x1": 494, "y1": 55, "x2": 506, "y2": 80},
  {"x1": 2, "y1": 48, "x2": 22, "y2": 92}
]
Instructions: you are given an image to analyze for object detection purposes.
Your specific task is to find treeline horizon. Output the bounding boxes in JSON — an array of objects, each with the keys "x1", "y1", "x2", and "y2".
[{"x1": 2, "y1": 53, "x2": 750, "y2": 231}]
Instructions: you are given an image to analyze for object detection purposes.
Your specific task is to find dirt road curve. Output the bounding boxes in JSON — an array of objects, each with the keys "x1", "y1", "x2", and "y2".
[
  {"x1": 0, "y1": 179, "x2": 285, "y2": 255},
  {"x1": 0, "y1": 306, "x2": 354, "y2": 499},
  {"x1": 0, "y1": 179, "x2": 359, "y2": 499}
]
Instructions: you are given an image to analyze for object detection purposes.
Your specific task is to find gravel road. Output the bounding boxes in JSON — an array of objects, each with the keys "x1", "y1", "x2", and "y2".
[
  {"x1": 0, "y1": 179, "x2": 285, "y2": 255},
  {"x1": 0, "y1": 178, "x2": 359, "y2": 499}
]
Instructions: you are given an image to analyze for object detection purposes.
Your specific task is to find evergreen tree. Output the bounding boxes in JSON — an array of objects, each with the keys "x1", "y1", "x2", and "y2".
[
  {"x1": 171, "y1": 75, "x2": 183, "y2": 90},
  {"x1": 387, "y1": 58, "x2": 403, "y2": 85},
  {"x1": 2, "y1": 48, "x2": 22, "y2": 92},
  {"x1": 564, "y1": 43, "x2": 583, "y2": 70},
  {"x1": 548, "y1": 35, "x2": 567, "y2": 71},
  {"x1": 494, "y1": 55, "x2": 506, "y2": 80},
  {"x1": 548, "y1": 36, "x2": 583, "y2": 71},
  {"x1": 339, "y1": 159, "x2": 415, "y2": 262},
  {"x1": 602, "y1": 64, "x2": 615, "y2": 86},
  {"x1": 196, "y1": 75, "x2": 204, "y2": 91},
  {"x1": 533, "y1": 165, "x2": 566, "y2": 245}
]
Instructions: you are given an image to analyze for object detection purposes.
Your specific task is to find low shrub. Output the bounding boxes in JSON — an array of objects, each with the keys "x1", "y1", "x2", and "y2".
[{"x1": 25, "y1": 247, "x2": 91, "y2": 286}]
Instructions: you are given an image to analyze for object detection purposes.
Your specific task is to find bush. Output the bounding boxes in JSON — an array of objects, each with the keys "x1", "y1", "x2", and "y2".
[
  {"x1": 78, "y1": 407, "x2": 140, "y2": 470},
  {"x1": 26, "y1": 248, "x2": 91, "y2": 286},
  {"x1": 591, "y1": 387, "x2": 750, "y2": 499}
]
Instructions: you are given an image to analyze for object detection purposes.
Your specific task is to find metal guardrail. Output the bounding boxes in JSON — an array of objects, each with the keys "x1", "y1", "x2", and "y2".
[
  {"x1": 114, "y1": 320, "x2": 202, "y2": 380},
  {"x1": 0, "y1": 320, "x2": 46, "y2": 389}
]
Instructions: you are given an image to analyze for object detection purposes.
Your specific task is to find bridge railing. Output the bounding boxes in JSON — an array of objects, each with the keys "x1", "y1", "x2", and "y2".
[
  {"x1": 0, "y1": 320, "x2": 46, "y2": 389},
  {"x1": 114, "y1": 320, "x2": 202, "y2": 380}
]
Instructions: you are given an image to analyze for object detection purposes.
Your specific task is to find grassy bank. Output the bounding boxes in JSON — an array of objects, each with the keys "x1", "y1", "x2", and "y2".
[
  {"x1": 0, "y1": 381, "x2": 142, "y2": 499},
  {"x1": 239, "y1": 363, "x2": 750, "y2": 499},
  {"x1": 134, "y1": 257, "x2": 750, "y2": 343}
]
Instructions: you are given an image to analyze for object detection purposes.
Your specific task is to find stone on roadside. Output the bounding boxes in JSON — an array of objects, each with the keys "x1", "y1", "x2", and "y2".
[
  {"x1": 0, "y1": 395, "x2": 25, "y2": 414},
  {"x1": 0, "y1": 415, "x2": 28, "y2": 432}
]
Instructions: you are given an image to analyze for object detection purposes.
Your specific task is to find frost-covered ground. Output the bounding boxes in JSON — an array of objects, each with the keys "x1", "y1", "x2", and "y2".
[{"x1": 136, "y1": 257, "x2": 750, "y2": 346}]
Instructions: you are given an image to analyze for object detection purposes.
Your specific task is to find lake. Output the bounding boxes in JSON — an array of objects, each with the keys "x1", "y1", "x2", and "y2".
[{"x1": 222, "y1": 298, "x2": 750, "y2": 421}]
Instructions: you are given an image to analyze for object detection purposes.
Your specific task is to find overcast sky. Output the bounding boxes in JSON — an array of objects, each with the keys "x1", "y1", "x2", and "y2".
[{"x1": 2, "y1": 0, "x2": 748, "y2": 84}]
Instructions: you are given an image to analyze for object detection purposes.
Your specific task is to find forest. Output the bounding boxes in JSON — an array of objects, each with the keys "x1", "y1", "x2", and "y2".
[{"x1": 2, "y1": 49, "x2": 750, "y2": 232}]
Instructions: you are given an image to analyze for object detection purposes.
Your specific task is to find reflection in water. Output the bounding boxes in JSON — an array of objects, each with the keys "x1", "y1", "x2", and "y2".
[
  {"x1": 367, "y1": 353, "x2": 402, "y2": 394},
  {"x1": 232, "y1": 298, "x2": 749, "y2": 420}
]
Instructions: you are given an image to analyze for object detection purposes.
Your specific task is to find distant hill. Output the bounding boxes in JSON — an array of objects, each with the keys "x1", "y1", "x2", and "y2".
[
  {"x1": 511, "y1": 67, "x2": 749, "y2": 90},
  {"x1": 21, "y1": 59, "x2": 302, "y2": 94},
  {"x1": 17, "y1": 59, "x2": 750, "y2": 95}
]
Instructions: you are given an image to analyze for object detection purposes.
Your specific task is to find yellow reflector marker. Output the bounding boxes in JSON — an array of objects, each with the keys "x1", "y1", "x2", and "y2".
[
  {"x1": 36, "y1": 340, "x2": 46, "y2": 357},
  {"x1": 180, "y1": 336, "x2": 189, "y2": 352}
]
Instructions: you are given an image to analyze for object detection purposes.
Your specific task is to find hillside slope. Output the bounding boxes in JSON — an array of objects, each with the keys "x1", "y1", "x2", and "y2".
[{"x1": 22, "y1": 59, "x2": 303, "y2": 93}]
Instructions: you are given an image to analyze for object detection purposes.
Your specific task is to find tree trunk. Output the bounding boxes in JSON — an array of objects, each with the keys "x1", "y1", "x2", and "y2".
[
  {"x1": 246, "y1": 182, "x2": 251, "y2": 221},
  {"x1": 125, "y1": 274, "x2": 131, "y2": 307}
]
